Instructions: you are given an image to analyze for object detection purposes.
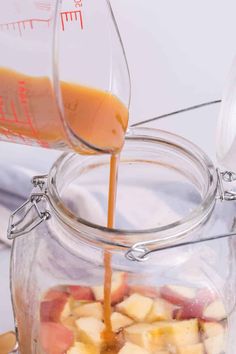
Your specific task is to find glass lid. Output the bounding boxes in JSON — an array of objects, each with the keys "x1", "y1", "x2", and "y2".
[{"x1": 217, "y1": 57, "x2": 236, "y2": 171}]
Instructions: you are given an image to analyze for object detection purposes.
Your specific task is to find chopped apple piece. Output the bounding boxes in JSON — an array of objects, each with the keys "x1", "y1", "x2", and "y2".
[
  {"x1": 204, "y1": 334, "x2": 225, "y2": 354},
  {"x1": 75, "y1": 317, "x2": 104, "y2": 347},
  {"x1": 67, "y1": 342, "x2": 98, "y2": 354},
  {"x1": 128, "y1": 285, "x2": 159, "y2": 298},
  {"x1": 124, "y1": 323, "x2": 156, "y2": 351},
  {"x1": 40, "y1": 322, "x2": 74, "y2": 354},
  {"x1": 67, "y1": 286, "x2": 94, "y2": 301},
  {"x1": 174, "y1": 288, "x2": 217, "y2": 320},
  {"x1": 146, "y1": 298, "x2": 175, "y2": 322},
  {"x1": 150, "y1": 319, "x2": 199, "y2": 348},
  {"x1": 200, "y1": 321, "x2": 224, "y2": 338},
  {"x1": 111, "y1": 312, "x2": 133, "y2": 332},
  {"x1": 73, "y1": 302, "x2": 103, "y2": 320},
  {"x1": 202, "y1": 300, "x2": 227, "y2": 321},
  {"x1": 61, "y1": 315, "x2": 78, "y2": 337},
  {"x1": 44, "y1": 290, "x2": 69, "y2": 301},
  {"x1": 160, "y1": 285, "x2": 196, "y2": 306},
  {"x1": 176, "y1": 343, "x2": 205, "y2": 354},
  {"x1": 118, "y1": 342, "x2": 151, "y2": 354},
  {"x1": 40, "y1": 297, "x2": 71, "y2": 323},
  {"x1": 117, "y1": 293, "x2": 153, "y2": 322},
  {"x1": 92, "y1": 272, "x2": 128, "y2": 305}
]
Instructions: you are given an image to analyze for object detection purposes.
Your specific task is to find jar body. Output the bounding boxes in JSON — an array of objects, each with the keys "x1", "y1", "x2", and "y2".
[
  {"x1": 10, "y1": 129, "x2": 236, "y2": 353},
  {"x1": 11, "y1": 215, "x2": 236, "y2": 354}
]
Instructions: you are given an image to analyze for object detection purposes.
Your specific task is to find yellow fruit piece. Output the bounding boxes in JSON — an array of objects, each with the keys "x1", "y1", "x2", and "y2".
[
  {"x1": 176, "y1": 342, "x2": 205, "y2": 354},
  {"x1": 124, "y1": 323, "x2": 160, "y2": 351},
  {"x1": 67, "y1": 342, "x2": 98, "y2": 354},
  {"x1": 200, "y1": 321, "x2": 224, "y2": 338},
  {"x1": 111, "y1": 312, "x2": 133, "y2": 332},
  {"x1": 75, "y1": 317, "x2": 104, "y2": 347},
  {"x1": 117, "y1": 293, "x2": 153, "y2": 322},
  {"x1": 150, "y1": 319, "x2": 199, "y2": 348},
  {"x1": 146, "y1": 298, "x2": 175, "y2": 322},
  {"x1": 0, "y1": 332, "x2": 17, "y2": 354},
  {"x1": 204, "y1": 334, "x2": 225, "y2": 354},
  {"x1": 73, "y1": 302, "x2": 103, "y2": 320},
  {"x1": 118, "y1": 342, "x2": 151, "y2": 354}
]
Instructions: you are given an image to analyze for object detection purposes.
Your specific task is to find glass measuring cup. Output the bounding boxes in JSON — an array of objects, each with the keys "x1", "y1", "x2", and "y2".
[{"x1": 0, "y1": 0, "x2": 130, "y2": 154}]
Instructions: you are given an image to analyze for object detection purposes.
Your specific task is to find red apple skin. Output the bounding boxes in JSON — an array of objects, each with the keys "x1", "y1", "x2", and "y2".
[
  {"x1": 111, "y1": 274, "x2": 129, "y2": 305},
  {"x1": 67, "y1": 286, "x2": 95, "y2": 301},
  {"x1": 44, "y1": 290, "x2": 69, "y2": 302},
  {"x1": 174, "y1": 288, "x2": 217, "y2": 320},
  {"x1": 160, "y1": 285, "x2": 196, "y2": 306},
  {"x1": 128, "y1": 285, "x2": 159, "y2": 298},
  {"x1": 40, "y1": 297, "x2": 68, "y2": 323},
  {"x1": 40, "y1": 322, "x2": 74, "y2": 354}
]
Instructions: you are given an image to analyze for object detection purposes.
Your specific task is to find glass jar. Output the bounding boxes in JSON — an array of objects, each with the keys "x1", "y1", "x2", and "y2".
[{"x1": 8, "y1": 128, "x2": 236, "y2": 354}]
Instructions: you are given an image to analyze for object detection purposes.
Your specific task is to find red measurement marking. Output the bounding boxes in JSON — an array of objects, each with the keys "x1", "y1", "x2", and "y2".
[
  {"x1": 60, "y1": 10, "x2": 83, "y2": 31},
  {"x1": 0, "y1": 96, "x2": 6, "y2": 121},
  {"x1": 10, "y1": 101, "x2": 19, "y2": 123}
]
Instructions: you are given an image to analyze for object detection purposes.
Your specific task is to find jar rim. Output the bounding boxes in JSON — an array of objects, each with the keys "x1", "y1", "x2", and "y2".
[{"x1": 47, "y1": 127, "x2": 218, "y2": 248}]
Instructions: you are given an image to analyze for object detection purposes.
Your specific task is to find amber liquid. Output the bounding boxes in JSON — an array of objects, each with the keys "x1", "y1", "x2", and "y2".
[
  {"x1": 102, "y1": 154, "x2": 121, "y2": 354},
  {"x1": 0, "y1": 68, "x2": 128, "y2": 153}
]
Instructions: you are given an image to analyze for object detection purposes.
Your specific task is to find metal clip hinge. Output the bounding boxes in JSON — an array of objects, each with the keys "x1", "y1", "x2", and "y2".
[
  {"x1": 217, "y1": 169, "x2": 236, "y2": 201},
  {"x1": 7, "y1": 175, "x2": 51, "y2": 240}
]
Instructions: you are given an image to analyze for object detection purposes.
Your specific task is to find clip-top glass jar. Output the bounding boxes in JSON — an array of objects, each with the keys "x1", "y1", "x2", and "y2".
[{"x1": 8, "y1": 128, "x2": 236, "y2": 354}]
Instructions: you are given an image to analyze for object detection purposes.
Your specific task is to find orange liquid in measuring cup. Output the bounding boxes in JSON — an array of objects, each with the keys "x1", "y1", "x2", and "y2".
[{"x1": 0, "y1": 67, "x2": 128, "y2": 153}]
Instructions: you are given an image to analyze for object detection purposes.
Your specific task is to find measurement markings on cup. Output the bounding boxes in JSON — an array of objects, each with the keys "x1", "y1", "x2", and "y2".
[{"x1": 0, "y1": 10, "x2": 83, "y2": 36}]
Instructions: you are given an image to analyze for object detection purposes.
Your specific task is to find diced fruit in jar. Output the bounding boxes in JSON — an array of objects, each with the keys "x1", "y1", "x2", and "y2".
[
  {"x1": 174, "y1": 288, "x2": 216, "y2": 320},
  {"x1": 128, "y1": 285, "x2": 159, "y2": 298},
  {"x1": 40, "y1": 297, "x2": 71, "y2": 323},
  {"x1": 111, "y1": 312, "x2": 133, "y2": 332},
  {"x1": 176, "y1": 342, "x2": 205, "y2": 354},
  {"x1": 200, "y1": 321, "x2": 224, "y2": 339},
  {"x1": 116, "y1": 293, "x2": 153, "y2": 322},
  {"x1": 73, "y1": 302, "x2": 103, "y2": 321},
  {"x1": 92, "y1": 272, "x2": 128, "y2": 305},
  {"x1": 150, "y1": 319, "x2": 199, "y2": 348},
  {"x1": 124, "y1": 323, "x2": 156, "y2": 351},
  {"x1": 67, "y1": 342, "x2": 98, "y2": 354},
  {"x1": 0, "y1": 332, "x2": 17, "y2": 354},
  {"x1": 75, "y1": 317, "x2": 104, "y2": 347},
  {"x1": 202, "y1": 300, "x2": 227, "y2": 321},
  {"x1": 61, "y1": 315, "x2": 78, "y2": 337},
  {"x1": 44, "y1": 290, "x2": 69, "y2": 301},
  {"x1": 40, "y1": 322, "x2": 74, "y2": 354},
  {"x1": 67, "y1": 286, "x2": 95, "y2": 301},
  {"x1": 160, "y1": 285, "x2": 197, "y2": 306},
  {"x1": 204, "y1": 334, "x2": 226, "y2": 354},
  {"x1": 118, "y1": 342, "x2": 151, "y2": 354},
  {"x1": 146, "y1": 298, "x2": 175, "y2": 322}
]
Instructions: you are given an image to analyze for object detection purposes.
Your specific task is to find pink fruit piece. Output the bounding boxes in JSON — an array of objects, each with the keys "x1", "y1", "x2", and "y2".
[
  {"x1": 40, "y1": 322, "x2": 74, "y2": 354},
  {"x1": 174, "y1": 288, "x2": 218, "y2": 320},
  {"x1": 44, "y1": 290, "x2": 69, "y2": 302},
  {"x1": 67, "y1": 286, "x2": 95, "y2": 301},
  {"x1": 128, "y1": 285, "x2": 159, "y2": 298},
  {"x1": 160, "y1": 285, "x2": 197, "y2": 306},
  {"x1": 40, "y1": 297, "x2": 70, "y2": 323}
]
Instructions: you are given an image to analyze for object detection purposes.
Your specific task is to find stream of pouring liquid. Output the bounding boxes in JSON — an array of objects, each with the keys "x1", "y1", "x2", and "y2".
[{"x1": 102, "y1": 154, "x2": 121, "y2": 353}]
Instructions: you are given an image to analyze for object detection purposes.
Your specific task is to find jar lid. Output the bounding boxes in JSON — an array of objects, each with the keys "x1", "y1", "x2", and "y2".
[{"x1": 217, "y1": 57, "x2": 236, "y2": 171}]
